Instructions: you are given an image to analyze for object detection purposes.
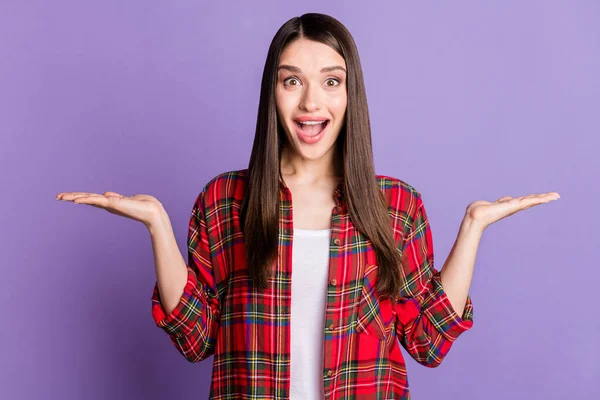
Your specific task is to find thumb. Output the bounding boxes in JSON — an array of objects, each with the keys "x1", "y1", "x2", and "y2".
[{"x1": 103, "y1": 191, "x2": 124, "y2": 198}]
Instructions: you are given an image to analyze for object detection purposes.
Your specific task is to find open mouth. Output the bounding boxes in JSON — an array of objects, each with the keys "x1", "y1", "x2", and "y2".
[
  {"x1": 294, "y1": 119, "x2": 330, "y2": 137},
  {"x1": 293, "y1": 119, "x2": 331, "y2": 144}
]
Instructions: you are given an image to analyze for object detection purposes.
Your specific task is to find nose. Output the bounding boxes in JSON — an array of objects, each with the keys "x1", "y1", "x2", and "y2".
[{"x1": 300, "y1": 82, "x2": 322, "y2": 112}]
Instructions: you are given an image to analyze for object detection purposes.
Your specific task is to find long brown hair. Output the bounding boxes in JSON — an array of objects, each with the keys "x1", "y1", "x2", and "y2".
[{"x1": 240, "y1": 13, "x2": 405, "y2": 300}]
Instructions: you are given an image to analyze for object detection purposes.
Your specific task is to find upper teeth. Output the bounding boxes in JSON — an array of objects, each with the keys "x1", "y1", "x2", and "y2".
[{"x1": 299, "y1": 120, "x2": 326, "y2": 125}]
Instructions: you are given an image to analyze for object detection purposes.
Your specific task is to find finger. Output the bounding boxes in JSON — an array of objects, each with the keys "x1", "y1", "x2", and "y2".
[
  {"x1": 68, "y1": 194, "x2": 103, "y2": 202},
  {"x1": 72, "y1": 194, "x2": 109, "y2": 204},
  {"x1": 104, "y1": 191, "x2": 124, "y2": 197},
  {"x1": 514, "y1": 196, "x2": 551, "y2": 210},
  {"x1": 524, "y1": 192, "x2": 559, "y2": 200},
  {"x1": 130, "y1": 194, "x2": 155, "y2": 200},
  {"x1": 71, "y1": 196, "x2": 128, "y2": 217},
  {"x1": 494, "y1": 196, "x2": 513, "y2": 203},
  {"x1": 58, "y1": 192, "x2": 96, "y2": 200},
  {"x1": 72, "y1": 195, "x2": 123, "y2": 211},
  {"x1": 524, "y1": 193, "x2": 559, "y2": 203},
  {"x1": 59, "y1": 192, "x2": 95, "y2": 197}
]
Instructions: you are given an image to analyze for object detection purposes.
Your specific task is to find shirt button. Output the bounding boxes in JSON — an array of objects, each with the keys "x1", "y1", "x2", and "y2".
[
  {"x1": 328, "y1": 323, "x2": 335, "y2": 330},
  {"x1": 330, "y1": 278, "x2": 337, "y2": 286},
  {"x1": 333, "y1": 206, "x2": 342, "y2": 214},
  {"x1": 326, "y1": 370, "x2": 333, "y2": 377},
  {"x1": 333, "y1": 238, "x2": 341, "y2": 245}
]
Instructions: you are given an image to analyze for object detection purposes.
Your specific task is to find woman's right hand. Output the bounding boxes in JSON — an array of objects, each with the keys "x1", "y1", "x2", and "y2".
[{"x1": 55, "y1": 191, "x2": 165, "y2": 229}]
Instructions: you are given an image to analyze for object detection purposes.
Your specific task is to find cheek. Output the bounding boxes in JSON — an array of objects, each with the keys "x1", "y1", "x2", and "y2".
[
  {"x1": 329, "y1": 94, "x2": 347, "y2": 114},
  {"x1": 275, "y1": 91, "x2": 297, "y2": 115}
]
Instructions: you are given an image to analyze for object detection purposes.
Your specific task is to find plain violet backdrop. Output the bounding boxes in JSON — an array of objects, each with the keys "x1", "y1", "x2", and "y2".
[{"x1": 1, "y1": 1, "x2": 597, "y2": 399}]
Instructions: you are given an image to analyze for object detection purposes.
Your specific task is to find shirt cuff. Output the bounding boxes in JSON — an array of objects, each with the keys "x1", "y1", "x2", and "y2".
[
  {"x1": 151, "y1": 267, "x2": 208, "y2": 339},
  {"x1": 421, "y1": 272, "x2": 474, "y2": 342}
]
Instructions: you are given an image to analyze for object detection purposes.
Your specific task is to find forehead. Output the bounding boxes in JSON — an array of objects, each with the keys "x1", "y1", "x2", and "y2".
[{"x1": 278, "y1": 38, "x2": 346, "y2": 72}]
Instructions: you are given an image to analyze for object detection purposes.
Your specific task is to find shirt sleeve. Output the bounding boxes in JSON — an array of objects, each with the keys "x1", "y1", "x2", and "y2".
[
  {"x1": 394, "y1": 192, "x2": 474, "y2": 368},
  {"x1": 150, "y1": 188, "x2": 221, "y2": 362}
]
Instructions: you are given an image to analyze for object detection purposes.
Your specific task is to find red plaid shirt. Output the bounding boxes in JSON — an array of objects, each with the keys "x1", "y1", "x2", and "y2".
[{"x1": 151, "y1": 169, "x2": 474, "y2": 399}]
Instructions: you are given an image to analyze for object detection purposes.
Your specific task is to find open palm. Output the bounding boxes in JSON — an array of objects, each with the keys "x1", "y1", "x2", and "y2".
[
  {"x1": 466, "y1": 191, "x2": 560, "y2": 231},
  {"x1": 56, "y1": 191, "x2": 163, "y2": 228}
]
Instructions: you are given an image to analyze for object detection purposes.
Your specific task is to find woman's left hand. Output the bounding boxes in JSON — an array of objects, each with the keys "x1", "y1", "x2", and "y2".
[{"x1": 466, "y1": 191, "x2": 561, "y2": 231}]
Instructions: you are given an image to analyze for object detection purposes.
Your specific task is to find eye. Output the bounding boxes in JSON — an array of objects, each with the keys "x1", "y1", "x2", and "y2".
[
  {"x1": 282, "y1": 77, "x2": 341, "y2": 87},
  {"x1": 283, "y1": 77, "x2": 300, "y2": 86}
]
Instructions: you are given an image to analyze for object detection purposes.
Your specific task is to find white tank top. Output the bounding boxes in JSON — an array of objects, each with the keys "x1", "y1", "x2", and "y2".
[{"x1": 290, "y1": 228, "x2": 331, "y2": 400}]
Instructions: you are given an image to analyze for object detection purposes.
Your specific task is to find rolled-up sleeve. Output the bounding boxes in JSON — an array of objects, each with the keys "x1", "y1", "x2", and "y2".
[
  {"x1": 151, "y1": 188, "x2": 221, "y2": 362},
  {"x1": 395, "y1": 192, "x2": 474, "y2": 368}
]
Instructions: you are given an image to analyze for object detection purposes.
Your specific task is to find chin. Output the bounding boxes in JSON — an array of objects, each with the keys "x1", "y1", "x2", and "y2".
[{"x1": 294, "y1": 138, "x2": 338, "y2": 159}]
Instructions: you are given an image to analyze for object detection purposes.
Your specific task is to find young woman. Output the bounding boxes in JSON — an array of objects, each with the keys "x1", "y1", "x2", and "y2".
[{"x1": 56, "y1": 13, "x2": 559, "y2": 400}]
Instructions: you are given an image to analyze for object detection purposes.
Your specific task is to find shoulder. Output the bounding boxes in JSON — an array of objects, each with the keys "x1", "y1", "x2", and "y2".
[
  {"x1": 371, "y1": 175, "x2": 425, "y2": 247},
  {"x1": 376, "y1": 174, "x2": 422, "y2": 209},
  {"x1": 375, "y1": 174, "x2": 428, "y2": 237},
  {"x1": 197, "y1": 168, "x2": 248, "y2": 209},
  {"x1": 202, "y1": 169, "x2": 248, "y2": 195}
]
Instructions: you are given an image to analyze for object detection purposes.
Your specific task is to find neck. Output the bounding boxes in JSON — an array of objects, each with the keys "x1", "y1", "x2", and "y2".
[{"x1": 279, "y1": 143, "x2": 343, "y2": 184}]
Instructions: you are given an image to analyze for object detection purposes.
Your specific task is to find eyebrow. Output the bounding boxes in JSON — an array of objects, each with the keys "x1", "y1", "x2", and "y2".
[{"x1": 277, "y1": 64, "x2": 347, "y2": 74}]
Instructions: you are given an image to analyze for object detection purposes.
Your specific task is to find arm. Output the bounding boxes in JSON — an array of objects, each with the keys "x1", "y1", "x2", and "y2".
[
  {"x1": 395, "y1": 193, "x2": 475, "y2": 368},
  {"x1": 439, "y1": 216, "x2": 482, "y2": 323},
  {"x1": 148, "y1": 209, "x2": 188, "y2": 316},
  {"x1": 149, "y1": 189, "x2": 221, "y2": 363}
]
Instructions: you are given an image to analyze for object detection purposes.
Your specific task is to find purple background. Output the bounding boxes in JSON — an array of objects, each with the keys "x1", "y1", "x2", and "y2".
[{"x1": 1, "y1": 1, "x2": 597, "y2": 399}]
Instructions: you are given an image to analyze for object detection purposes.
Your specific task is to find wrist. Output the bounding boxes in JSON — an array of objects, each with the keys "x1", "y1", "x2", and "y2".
[
  {"x1": 146, "y1": 205, "x2": 171, "y2": 234},
  {"x1": 462, "y1": 214, "x2": 485, "y2": 236}
]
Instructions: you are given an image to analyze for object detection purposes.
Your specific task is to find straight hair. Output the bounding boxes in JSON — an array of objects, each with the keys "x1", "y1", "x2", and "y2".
[{"x1": 240, "y1": 13, "x2": 406, "y2": 300}]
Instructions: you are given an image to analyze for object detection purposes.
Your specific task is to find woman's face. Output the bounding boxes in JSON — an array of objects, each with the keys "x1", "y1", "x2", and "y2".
[{"x1": 275, "y1": 38, "x2": 347, "y2": 162}]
